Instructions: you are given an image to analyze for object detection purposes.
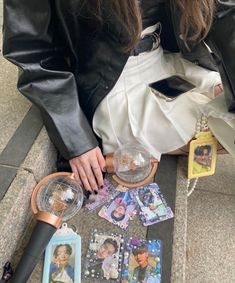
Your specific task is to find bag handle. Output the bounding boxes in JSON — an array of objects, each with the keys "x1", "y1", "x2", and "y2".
[
  {"x1": 216, "y1": 1, "x2": 235, "y2": 19},
  {"x1": 217, "y1": 0, "x2": 235, "y2": 7}
]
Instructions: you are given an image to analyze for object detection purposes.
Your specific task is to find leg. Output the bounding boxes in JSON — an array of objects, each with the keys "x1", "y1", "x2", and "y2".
[{"x1": 167, "y1": 144, "x2": 189, "y2": 156}]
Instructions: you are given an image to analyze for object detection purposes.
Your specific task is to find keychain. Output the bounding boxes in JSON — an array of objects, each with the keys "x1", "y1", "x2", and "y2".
[
  {"x1": 187, "y1": 115, "x2": 218, "y2": 196},
  {"x1": 42, "y1": 223, "x2": 81, "y2": 283},
  {"x1": 188, "y1": 130, "x2": 217, "y2": 179}
]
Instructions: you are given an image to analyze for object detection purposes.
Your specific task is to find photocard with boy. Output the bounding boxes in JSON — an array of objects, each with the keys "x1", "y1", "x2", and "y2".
[
  {"x1": 98, "y1": 191, "x2": 137, "y2": 230},
  {"x1": 121, "y1": 239, "x2": 162, "y2": 283},
  {"x1": 130, "y1": 183, "x2": 174, "y2": 226},
  {"x1": 84, "y1": 231, "x2": 124, "y2": 281}
]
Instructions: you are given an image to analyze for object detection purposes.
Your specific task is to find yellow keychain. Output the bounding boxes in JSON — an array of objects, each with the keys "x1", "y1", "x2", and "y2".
[{"x1": 188, "y1": 130, "x2": 217, "y2": 179}]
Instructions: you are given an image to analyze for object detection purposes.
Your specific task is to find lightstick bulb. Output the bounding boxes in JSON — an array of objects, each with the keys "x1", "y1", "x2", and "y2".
[
  {"x1": 11, "y1": 172, "x2": 84, "y2": 283},
  {"x1": 113, "y1": 144, "x2": 152, "y2": 183},
  {"x1": 105, "y1": 144, "x2": 158, "y2": 188},
  {"x1": 34, "y1": 173, "x2": 84, "y2": 222}
]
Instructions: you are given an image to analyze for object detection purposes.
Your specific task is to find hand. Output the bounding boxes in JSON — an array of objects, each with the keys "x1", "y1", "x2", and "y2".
[
  {"x1": 54, "y1": 259, "x2": 62, "y2": 269},
  {"x1": 214, "y1": 83, "x2": 223, "y2": 97},
  {"x1": 53, "y1": 257, "x2": 63, "y2": 269},
  {"x1": 69, "y1": 146, "x2": 106, "y2": 192}
]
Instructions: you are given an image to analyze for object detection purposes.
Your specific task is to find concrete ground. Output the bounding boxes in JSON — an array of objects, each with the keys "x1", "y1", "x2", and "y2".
[
  {"x1": 186, "y1": 155, "x2": 235, "y2": 283},
  {"x1": 0, "y1": 2, "x2": 235, "y2": 282}
]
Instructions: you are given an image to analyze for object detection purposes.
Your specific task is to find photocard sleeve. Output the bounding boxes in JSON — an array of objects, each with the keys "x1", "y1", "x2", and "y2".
[{"x1": 42, "y1": 228, "x2": 81, "y2": 283}]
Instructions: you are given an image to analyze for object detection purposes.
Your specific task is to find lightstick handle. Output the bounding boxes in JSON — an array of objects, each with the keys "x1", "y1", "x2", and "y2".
[{"x1": 10, "y1": 220, "x2": 56, "y2": 283}]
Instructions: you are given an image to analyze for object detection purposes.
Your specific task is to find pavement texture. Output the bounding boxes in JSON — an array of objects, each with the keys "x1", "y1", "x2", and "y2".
[{"x1": 186, "y1": 154, "x2": 235, "y2": 283}]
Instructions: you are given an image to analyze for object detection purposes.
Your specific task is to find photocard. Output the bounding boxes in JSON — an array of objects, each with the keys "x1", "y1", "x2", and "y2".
[
  {"x1": 42, "y1": 232, "x2": 81, "y2": 283},
  {"x1": 121, "y1": 238, "x2": 162, "y2": 283},
  {"x1": 98, "y1": 191, "x2": 137, "y2": 230},
  {"x1": 84, "y1": 179, "x2": 116, "y2": 211},
  {"x1": 130, "y1": 183, "x2": 174, "y2": 226},
  {"x1": 84, "y1": 231, "x2": 124, "y2": 281}
]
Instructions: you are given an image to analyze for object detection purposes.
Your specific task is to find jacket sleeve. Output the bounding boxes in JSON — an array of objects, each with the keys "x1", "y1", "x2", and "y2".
[{"x1": 2, "y1": 0, "x2": 99, "y2": 160}]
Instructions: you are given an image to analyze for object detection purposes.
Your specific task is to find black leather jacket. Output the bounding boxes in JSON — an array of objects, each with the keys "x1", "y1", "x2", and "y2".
[{"x1": 3, "y1": 0, "x2": 219, "y2": 160}]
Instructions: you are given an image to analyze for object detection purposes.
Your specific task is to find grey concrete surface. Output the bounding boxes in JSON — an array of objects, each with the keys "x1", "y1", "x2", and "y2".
[
  {"x1": 195, "y1": 154, "x2": 235, "y2": 195},
  {"x1": 0, "y1": 170, "x2": 36, "y2": 267},
  {"x1": 171, "y1": 158, "x2": 188, "y2": 283},
  {"x1": 172, "y1": 155, "x2": 235, "y2": 283},
  {"x1": 22, "y1": 127, "x2": 57, "y2": 182},
  {"x1": 186, "y1": 190, "x2": 235, "y2": 283},
  {"x1": 0, "y1": 128, "x2": 56, "y2": 270}
]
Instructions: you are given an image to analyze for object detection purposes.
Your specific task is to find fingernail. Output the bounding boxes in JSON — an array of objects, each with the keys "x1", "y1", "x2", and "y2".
[
  {"x1": 100, "y1": 185, "x2": 104, "y2": 189},
  {"x1": 94, "y1": 190, "x2": 98, "y2": 195},
  {"x1": 102, "y1": 167, "x2": 106, "y2": 172}
]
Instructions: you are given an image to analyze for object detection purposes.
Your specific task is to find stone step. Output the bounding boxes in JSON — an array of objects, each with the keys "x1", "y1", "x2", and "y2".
[{"x1": 0, "y1": 127, "x2": 57, "y2": 270}]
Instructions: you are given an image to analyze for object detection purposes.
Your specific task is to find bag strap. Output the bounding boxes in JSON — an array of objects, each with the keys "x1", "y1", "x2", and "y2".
[{"x1": 217, "y1": 0, "x2": 235, "y2": 7}]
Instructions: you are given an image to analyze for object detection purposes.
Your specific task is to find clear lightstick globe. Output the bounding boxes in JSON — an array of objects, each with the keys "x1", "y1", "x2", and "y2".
[
  {"x1": 113, "y1": 144, "x2": 152, "y2": 183},
  {"x1": 36, "y1": 175, "x2": 83, "y2": 221}
]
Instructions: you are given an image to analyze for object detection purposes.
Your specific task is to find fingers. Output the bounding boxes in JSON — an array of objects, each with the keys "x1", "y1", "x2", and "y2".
[
  {"x1": 91, "y1": 164, "x2": 104, "y2": 190},
  {"x1": 69, "y1": 147, "x2": 105, "y2": 192},
  {"x1": 77, "y1": 166, "x2": 94, "y2": 193},
  {"x1": 93, "y1": 147, "x2": 106, "y2": 188},
  {"x1": 70, "y1": 163, "x2": 82, "y2": 185},
  {"x1": 96, "y1": 147, "x2": 106, "y2": 171}
]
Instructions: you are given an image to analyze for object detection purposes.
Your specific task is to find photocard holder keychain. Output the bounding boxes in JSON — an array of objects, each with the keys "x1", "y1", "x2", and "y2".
[
  {"x1": 42, "y1": 223, "x2": 81, "y2": 283},
  {"x1": 187, "y1": 115, "x2": 218, "y2": 196}
]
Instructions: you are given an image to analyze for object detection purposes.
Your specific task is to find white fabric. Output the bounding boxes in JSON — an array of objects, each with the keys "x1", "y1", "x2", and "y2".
[
  {"x1": 52, "y1": 267, "x2": 73, "y2": 283},
  {"x1": 203, "y1": 94, "x2": 235, "y2": 157},
  {"x1": 141, "y1": 22, "x2": 160, "y2": 37},
  {"x1": 93, "y1": 46, "x2": 221, "y2": 160}
]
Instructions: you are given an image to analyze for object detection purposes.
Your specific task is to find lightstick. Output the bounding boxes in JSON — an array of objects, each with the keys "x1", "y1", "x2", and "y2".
[
  {"x1": 10, "y1": 172, "x2": 83, "y2": 283},
  {"x1": 105, "y1": 144, "x2": 158, "y2": 188}
]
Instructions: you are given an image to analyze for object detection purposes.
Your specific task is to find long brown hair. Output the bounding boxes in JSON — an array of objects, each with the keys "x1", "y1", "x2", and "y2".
[
  {"x1": 177, "y1": 0, "x2": 215, "y2": 47},
  {"x1": 78, "y1": 0, "x2": 215, "y2": 51}
]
